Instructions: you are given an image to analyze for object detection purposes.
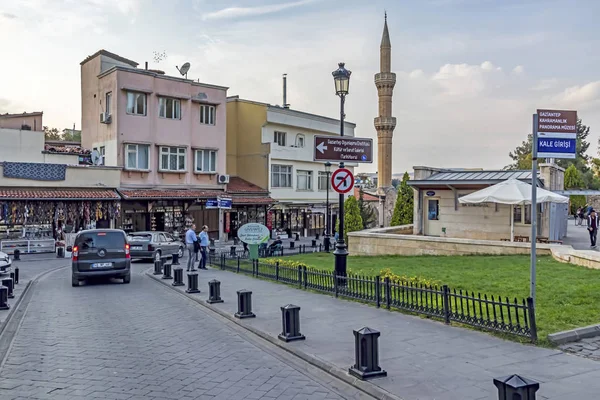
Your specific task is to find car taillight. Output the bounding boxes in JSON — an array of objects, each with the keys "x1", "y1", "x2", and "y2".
[
  {"x1": 147, "y1": 244, "x2": 154, "y2": 251},
  {"x1": 72, "y1": 246, "x2": 79, "y2": 261},
  {"x1": 125, "y1": 244, "x2": 130, "y2": 259}
]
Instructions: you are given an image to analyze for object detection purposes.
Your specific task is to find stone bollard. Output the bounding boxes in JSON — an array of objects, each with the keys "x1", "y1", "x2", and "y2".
[
  {"x1": 0, "y1": 285, "x2": 9, "y2": 310},
  {"x1": 290, "y1": 241, "x2": 295, "y2": 249},
  {"x1": 153, "y1": 260, "x2": 162, "y2": 275},
  {"x1": 172, "y1": 267, "x2": 185, "y2": 286},
  {"x1": 493, "y1": 375, "x2": 539, "y2": 400},
  {"x1": 278, "y1": 304, "x2": 305, "y2": 342},
  {"x1": 13, "y1": 249, "x2": 20, "y2": 261},
  {"x1": 172, "y1": 252, "x2": 180, "y2": 266},
  {"x1": 348, "y1": 327, "x2": 387, "y2": 380},
  {"x1": 234, "y1": 290, "x2": 256, "y2": 319},
  {"x1": 162, "y1": 262, "x2": 172, "y2": 279},
  {"x1": 1, "y1": 278, "x2": 14, "y2": 299},
  {"x1": 207, "y1": 279, "x2": 224, "y2": 304},
  {"x1": 186, "y1": 272, "x2": 200, "y2": 294},
  {"x1": 13, "y1": 267, "x2": 19, "y2": 284}
]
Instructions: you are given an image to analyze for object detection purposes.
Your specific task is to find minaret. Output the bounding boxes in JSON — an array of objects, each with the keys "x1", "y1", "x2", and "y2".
[{"x1": 375, "y1": 12, "x2": 396, "y2": 195}]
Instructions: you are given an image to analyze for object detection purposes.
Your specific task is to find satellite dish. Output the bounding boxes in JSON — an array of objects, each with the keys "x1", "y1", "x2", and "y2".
[
  {"x1": 91, "y1": 150, "x2": 102, "y2": 165},
  {"x1": 176, "y1": 62, "x2": 191, "y2": 78}
]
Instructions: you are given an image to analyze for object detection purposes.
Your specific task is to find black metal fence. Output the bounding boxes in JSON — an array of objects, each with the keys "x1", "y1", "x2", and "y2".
[
  {"x1": 211, "y1": 254, "x2": 538, "y2": 342},
  {"x1": 212, "y1": 243, "x2": 328, "y2": 260}
]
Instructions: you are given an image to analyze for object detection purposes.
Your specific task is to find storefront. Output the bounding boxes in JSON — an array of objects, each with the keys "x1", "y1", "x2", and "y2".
[
  {"x1": 270, "y1": 204, "x2": 336, "y2": 238},
  {"x1": 224, "y1": 177, "x2": 275, "y2": 240},
  {"x1": 0, "y1": 188, "x2": 121, "y2": 254}
]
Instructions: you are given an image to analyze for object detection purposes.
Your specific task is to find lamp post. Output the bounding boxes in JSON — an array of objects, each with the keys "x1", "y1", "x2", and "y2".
[
  {"x1": 324, "y1": 161, "x2": 331, "y2": 251},
  {"x1": 332, "y1": 62, "x2": 351, "y2": 278}
]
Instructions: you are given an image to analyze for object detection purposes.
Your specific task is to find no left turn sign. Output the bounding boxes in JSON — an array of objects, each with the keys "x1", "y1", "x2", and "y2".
[{"x1": 331, "y1": 168, "x2": 354, "y2": 194}]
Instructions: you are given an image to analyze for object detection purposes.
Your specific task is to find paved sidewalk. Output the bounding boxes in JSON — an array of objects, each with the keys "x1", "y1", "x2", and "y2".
[{"x1": 153, "y1": 266, "x2": 600, "y2": 400}]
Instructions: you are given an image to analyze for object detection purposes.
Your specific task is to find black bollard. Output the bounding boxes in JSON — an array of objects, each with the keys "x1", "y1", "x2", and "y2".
[
  {"x1": 9, "y1": 271, "x2": 15, "y2": 283},
  {"x1": 172, "y1": 252, "x2": 180, "y2": 265},
  {"x1": 493, "y1": 375, "x2": 539, "y2": 400},
  {"x1": 57, "y1": 247, "x2": 65, "y2": 258},
  {"x1": 1, "y1": 278, "x2": 14, "y2": 299},
  {"x1": 295, "y1": 233, "x2": 300, "y2": 241},
  {"x1": 153, "y1": 260, "x2": 162, "y2": 275},
  {"x1": 278, "y1": 304, "x2": 305, "y2": 342},
  {"x1": 162, "y1": 262, "x2": 172, "y2": 279},
  {"x1": 172, "y1": 267, "x2": 185, "y2": 286},
  {"x1": 186, "y1": 272, "x2": 200, "y2": 294},
  {"x1": 311, "y1": 239, "x2": 317, "y2": 248},
  {"x1": 207, "y1": 279, "x2": 224, "y2": 304},
  {"x1": 234, "y1": 289, "x2": 256, "y2": 319},
  {"x1": 0, "y1": 285, "x2": 8, "y2": 310},
  {"x1": 13, "y1": 249, "x2": 20, "y2": 261},
  {"x1": 14, "y1": 267, "x2": 19, "y2": 284},
  {"x1": 316, "y1": 233, "x2": 320, "y2": 240},
  {"x1": 230, "y1": 246, "x2": 236, "y2": 257},
  {"x1": 324, "y1": 237, "x2": 330, "y2": 252},
  {"x1": 349, "y1": 327, "x2": 387, "y2": 380},
  {"x1": 290, "y1": 241, "x2": 295, "y2": 249}
]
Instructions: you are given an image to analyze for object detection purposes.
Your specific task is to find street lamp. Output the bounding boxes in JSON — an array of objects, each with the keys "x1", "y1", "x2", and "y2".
[
  {"x1": 331, "y1": 62, "x2": 351, "y2": 278},
  {"x1": 324, "y1": 161, "x2": 332, "y2": 251}
]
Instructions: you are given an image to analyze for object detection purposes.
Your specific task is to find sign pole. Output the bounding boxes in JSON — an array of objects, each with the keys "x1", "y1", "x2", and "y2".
[
  {"x1": 530, "y1": 113, "x2": 539, "y2": 306},
  {"x1": 334, "y1": 94, "x2": 349, "y2": 281}
]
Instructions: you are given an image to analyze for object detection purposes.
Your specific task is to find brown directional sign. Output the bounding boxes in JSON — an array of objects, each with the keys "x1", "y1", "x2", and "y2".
[
  {"x1": 537, "y1": 109, "x2": 578, "y2": 136},
  {"x1": 313, "y1": 136, "x2": 373, "y2": 163}
]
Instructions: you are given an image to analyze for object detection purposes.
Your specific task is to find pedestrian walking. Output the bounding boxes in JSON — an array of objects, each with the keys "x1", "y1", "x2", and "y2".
[
  {"x1": 199, "y1": 225, "x2": 209, "y2": 270},
  {"x1": 185, "y1": 224, "x2": 198, "y2": 271},
  {"x1": 588, "y1": 210, "x2": 599, "y2": 248}
]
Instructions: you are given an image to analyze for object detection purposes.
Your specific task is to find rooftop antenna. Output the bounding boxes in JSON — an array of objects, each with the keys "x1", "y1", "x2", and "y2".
[{"x1": 176, "y1": 62, "x2": 191, "y2": 79}]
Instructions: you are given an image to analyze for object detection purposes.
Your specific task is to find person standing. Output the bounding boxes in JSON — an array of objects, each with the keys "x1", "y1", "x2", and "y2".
[
  {"x1": 199, "y1": 225, "x2": 209, "y2": 270},
  {"x1": 588, "y1": 210, "x2": 599, "y2": 248},
  {"x1": 185, "y1": 224, "x2": 198, "y2": 271}
]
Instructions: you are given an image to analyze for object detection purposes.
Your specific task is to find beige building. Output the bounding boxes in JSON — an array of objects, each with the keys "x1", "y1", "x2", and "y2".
[
  {"x1": 0, "y1": 111, "x2": 43, "y2": 131},
  {"x1": 408, "y1": 164, "x2": 567, "y2": 241}
]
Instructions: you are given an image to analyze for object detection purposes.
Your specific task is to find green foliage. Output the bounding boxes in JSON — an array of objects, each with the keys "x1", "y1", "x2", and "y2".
[
  {"x1": 43, "y1": 126, "x2": 62, "y2": 140},
  {"x1": 570, "y1": 195, "x2": 586, "y2": 215},
  {"x1": 391, "y1": 172, "x2": 414, "y2": 226},
  {"x1": 43, "y1": 126, "x2": 81, "y2": 142},
  {"x1": 564, "y1": 164, "x2": 585, "y2": 189},
  {"x1": 357, "y1": 189, "x2": 376, "y2": 229},
  {"x1": 336, "y1": 196, "x2": 363, "y2": 243}
]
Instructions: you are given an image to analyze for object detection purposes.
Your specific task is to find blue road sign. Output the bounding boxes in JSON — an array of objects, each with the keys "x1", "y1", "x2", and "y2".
[{"x1": 537, "y1": 137, "x2": 576, "y2": 159}]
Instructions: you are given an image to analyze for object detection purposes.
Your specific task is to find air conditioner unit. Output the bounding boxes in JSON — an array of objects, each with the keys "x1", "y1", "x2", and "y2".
[
  {"x1": 100, "y1": 113, "x2": 112, "y2": 124},
  {"x1": 218, "y1": 174, "x2": 230, "y2": 184}
]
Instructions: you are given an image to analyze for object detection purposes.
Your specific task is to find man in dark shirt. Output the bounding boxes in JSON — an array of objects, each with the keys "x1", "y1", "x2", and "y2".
[{"x1": 588, "y1": 209, "x2": 599, "y2": 248}]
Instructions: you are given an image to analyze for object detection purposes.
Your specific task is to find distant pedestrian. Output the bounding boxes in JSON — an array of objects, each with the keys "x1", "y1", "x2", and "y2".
[
  {"x1": 588, "y1": 210, "x2": 599, "y2": 248},
  {"x1": 185, "y1": 224, "x2": 198, "y2": 271},
  {"x1": 199, "y1": 225, "x2": 209, "y2": 270}
]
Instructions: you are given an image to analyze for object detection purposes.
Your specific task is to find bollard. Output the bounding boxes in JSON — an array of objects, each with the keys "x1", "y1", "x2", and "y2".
[
  {"x1": 295, "y1": 233, "x2": 300, "y2": 241},
  {"x1": 348, "y1": 327, "x2": 387, "y2": 380},
  {"x1": 290, "y1": 241, "x2": 295, "y2": 249},
  {"x1": 316, "y1": 233, "x2": 320, "y2": 240},
  {"x1": 324, "y1": 237, "x2": 330, "y2": 252},
  {"x1": 278, "y1": 304, "x2": 305, "y2": 342},
  {"x1": 162, "y1": 262, "x2": 172, "y2": 279},
  {"x1": 234, "y1": 290, "x2": 256, "y2": 319},
  {"x1": 172, "y1": 252, "x2": 180, "y2": 266},
  {"x1": 10, "y1": 271, "x2": 15, "y2": 283},
  {"x1": 153, "y1": 260, "x2": 162, "y2": 275},
  {"x1": 1, "y1": 278, "x2": 14, "y2": 299},
  {"x1": 57, "y1": 247, "x2": 65, "y2": 258},
  {"x1": 13, "y1": 249, "x2": 20, "y2": 261},
  {"x1": 0, "y1": 285, "x2": 8, "y2": 310},
  {"x1": 172, "y1": 267, "x2": 185, "y2": 286},
  {"x1": 311, "y1": 239, "x2": 317, "y2": 248},
  {"x1": 207, "y1": 279, "x2": 224, "y2": 304},
  {"x1": 186, "y1": 272, "x2": 200, "y2": 294},
  {"x1": 13, "y1": 267, "x2": 19, "y2": 284},
  {"x1": 230, "y1": 246, "x2": 236, "y2": 257},
  {"x1": 493, "y1": 375, "x2": 539, "y2": 400}
]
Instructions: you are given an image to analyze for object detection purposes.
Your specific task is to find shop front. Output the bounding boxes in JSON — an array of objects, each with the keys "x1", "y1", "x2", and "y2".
[
  {"x1": 223, "y1": 177, "x2": 275, "y2": 240},
  {"x1": 0, "y1": 188, "x2": 121, "y2": 254},
  {"x1": 270, "y1": 204, "x2": 334, "y2": 238}
]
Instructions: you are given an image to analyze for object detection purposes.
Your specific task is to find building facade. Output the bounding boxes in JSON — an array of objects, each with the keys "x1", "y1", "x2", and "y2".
[
  {"x1": 0, "y1": 112, "x2": 43, "y2": 131},
  {"x1": 227, "y1": 96, "x2": 356, "y2": 238}
]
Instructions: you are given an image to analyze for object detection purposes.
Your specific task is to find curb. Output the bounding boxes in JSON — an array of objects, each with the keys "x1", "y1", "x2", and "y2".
[
  {"x1": 549, "y1": 324, "x2": 600, "y2": 345},
  {"x1": 146, "y1": 270, "x2": 403, "y2": 400},
  {"x1": 0, "y1": 281, "x2": 32, "y2": 338}
]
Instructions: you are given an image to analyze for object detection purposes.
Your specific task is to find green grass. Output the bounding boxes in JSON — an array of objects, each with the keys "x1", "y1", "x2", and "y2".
[{"x1": 276, "y1": 253, "x2": 600, "y2": 344}]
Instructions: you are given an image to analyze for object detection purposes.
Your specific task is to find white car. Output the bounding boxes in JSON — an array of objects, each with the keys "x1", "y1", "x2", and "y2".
[{"x1": 0, "y1": 251, "x2": 12, "y2": 275}]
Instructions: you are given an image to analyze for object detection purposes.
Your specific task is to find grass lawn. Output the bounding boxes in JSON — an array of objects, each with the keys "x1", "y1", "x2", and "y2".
[{"x1": 278, "y1": 253, "x2": 600, "y2": 344}]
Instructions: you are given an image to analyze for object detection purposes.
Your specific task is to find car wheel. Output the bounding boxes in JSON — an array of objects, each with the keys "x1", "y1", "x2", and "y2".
[
  {"x1": 177, "y1": 246, "x2": 184, "y2": 258},
  {"x1": 71, "y1": 276, "x2": 79, "y2": 287},
  {"x1": 154, "y1": 250, "x2": 162, "y2": 262},
  {"x1": 123, "y1": 274, "x2": 131, "y2": 284}
]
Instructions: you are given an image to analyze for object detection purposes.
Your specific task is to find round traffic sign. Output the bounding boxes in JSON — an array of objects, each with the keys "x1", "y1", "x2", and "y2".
[{"x1": 331, "y1": 168, "x2": 354, "y2": 194}]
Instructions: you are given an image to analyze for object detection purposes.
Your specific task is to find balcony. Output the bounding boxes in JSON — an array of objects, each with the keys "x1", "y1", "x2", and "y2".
[{"x1": 374, "y1": 117, "x2": 397, "y2": 131}]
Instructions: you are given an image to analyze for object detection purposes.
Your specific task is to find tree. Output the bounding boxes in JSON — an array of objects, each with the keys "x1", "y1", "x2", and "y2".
[
  {"x1": 62, "y1": 129, "x2": 81, "y2": 142},
  {"x1": 357, "y1": 189, "x2": 376, "y2": 229},
  {"x1": 43, "y1": 126, "x2": 62, "y2": 141},
  {"x1": 391, "y1": 172, "x2": 414, "y2": 226},
  {"x1": 336, "y1": 196, "x2": 363, "y2": 243},
  {"x1": 564, "y1": 165, "x2": 586, "y2": 215}
]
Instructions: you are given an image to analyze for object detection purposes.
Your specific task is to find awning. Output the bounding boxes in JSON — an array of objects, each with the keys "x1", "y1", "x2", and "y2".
[
  {"x1": 231, "y1": 197, "x2": 275, "y2": 205},
  {"x1": 0, "y1": 188, "x2": 120, "y2": 200},
  {"x1": 118, "y1": 189, "x2": 223, "y2": 200}
]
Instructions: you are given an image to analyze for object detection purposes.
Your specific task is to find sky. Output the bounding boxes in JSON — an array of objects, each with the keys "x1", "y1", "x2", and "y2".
[{"x1": 1, "y1": 0, "x2": 599, "y2": 174}]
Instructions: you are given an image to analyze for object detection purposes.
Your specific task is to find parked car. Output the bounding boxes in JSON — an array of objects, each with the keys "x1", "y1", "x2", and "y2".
[
  {"x1": 68, "y1": 229, "x2": 131, "y2": 286},
  {"x1": 127, "y1": 231, "x2": 184, "y2": 261},
  {"x1": 0, "y1": 251, "x2": 12, "y2": 275}
]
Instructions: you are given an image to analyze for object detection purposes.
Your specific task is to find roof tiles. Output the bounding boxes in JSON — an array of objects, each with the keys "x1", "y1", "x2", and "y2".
[{"x1": 0, "y1": 188, "x2": 120, "y2": 200}]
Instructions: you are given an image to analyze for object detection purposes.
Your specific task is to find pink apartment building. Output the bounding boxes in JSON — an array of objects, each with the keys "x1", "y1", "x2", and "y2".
[
  {"x1": 0, "y1": 111, "x2": 43, "y2": 131},
  {"x1": 80, "y1": 50, "x2": 272, "y2": 238}
]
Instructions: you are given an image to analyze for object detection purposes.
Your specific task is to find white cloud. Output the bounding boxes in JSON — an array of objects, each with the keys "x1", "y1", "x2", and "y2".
[
  {"x1": 512, "y1": 65, "x2": 525, "y2": 75},
  {"x1": 202, "y1": 0, "x2": 317, "y2": 21},
  {"x1": 553, "y1": 81, "x2": 600, "y2": 106}
]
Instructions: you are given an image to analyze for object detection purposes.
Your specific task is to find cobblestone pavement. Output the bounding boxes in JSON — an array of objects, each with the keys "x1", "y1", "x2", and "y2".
[
  {"x1": 560, "y1": 338, "x2": 600, "y2": 361},
  {"x1": 0, "y1": 263, "x2": 349, "y2": 400}
]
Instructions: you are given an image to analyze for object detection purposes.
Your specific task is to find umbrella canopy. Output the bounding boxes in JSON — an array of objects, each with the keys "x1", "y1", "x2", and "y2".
[{"x1": 458, "y1": 178, "x2": 568, "y2": 205}]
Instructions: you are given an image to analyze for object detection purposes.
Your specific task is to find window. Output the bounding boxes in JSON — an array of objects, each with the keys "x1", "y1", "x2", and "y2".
[
  {"x1": 195, "y1": 149, "x2": 217, "y2": 173},
  {"x1": 513, "y1": 205, "x2": 533, "y2": 225},
  {"x1": 159, "y1": 97, "x2": 181, "y2": 119},
  {"x1": 274, "y1": 131, "x2": 286, "y2": 146},
  {"x1": 200, "y1": 105, "x2": 215, "y2": 125},
  {"x1": 427, "y1": 199, "x2": 439, "y2": 220},
  {"x1": 297, "y1": 170, "x2": 313, "y2": 190},
  {"x1": 105, "y1": 92, "x2": 112, "y2": 116},
  {"x1": 296, "y1": 134, "x2": 305, "y2": 148},
  {"x1": 99, "y1": 146, "x2": 105, "y2": 166},
  {"x1": 160, "y1": 146, "x2": 186, "y2": 172},
  {"x1": 75, "y1": 231, "x2": 126, "y2": 249},
  {"x1": 125, "y1": 144, "x2": 149, "y2": 170},
  {"x1": 271, "y1": 165, "x2": 292, "y2": 188},
  {"x1": 318, "y1": 172, "x2": 329, "y2": 191},
  {"x1": 126, "y1": 92, "x2": 147, "y2": 115}
]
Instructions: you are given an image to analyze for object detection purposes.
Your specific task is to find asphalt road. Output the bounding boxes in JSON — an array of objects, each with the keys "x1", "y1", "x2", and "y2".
[{"x1": 0, "y1": 261, "x2": 350, "y2": 400}]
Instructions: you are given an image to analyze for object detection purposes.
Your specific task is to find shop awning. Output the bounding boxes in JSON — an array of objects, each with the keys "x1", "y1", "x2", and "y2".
[
  {"x1": 118, "y1": 189, "x2": 224, "y2": 200},
  {"x1": 0, "y1": 188, "x2": 120, "y2": 200}
]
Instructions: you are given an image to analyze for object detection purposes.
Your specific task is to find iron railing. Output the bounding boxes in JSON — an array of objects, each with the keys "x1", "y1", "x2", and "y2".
[{"x1": 211, "y1": 255, "x2": 537, "y2": 342}]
